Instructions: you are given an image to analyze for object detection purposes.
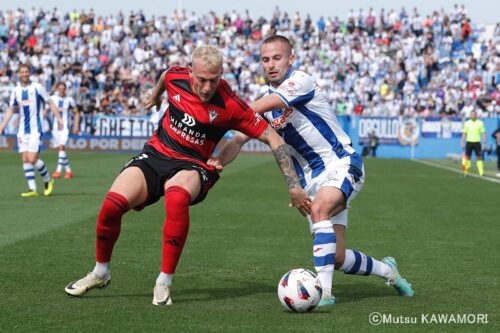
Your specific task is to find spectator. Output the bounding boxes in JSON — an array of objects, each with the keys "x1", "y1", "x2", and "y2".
[{"x1": 0, "y1": 5, "x2": 498, "y2": 125}]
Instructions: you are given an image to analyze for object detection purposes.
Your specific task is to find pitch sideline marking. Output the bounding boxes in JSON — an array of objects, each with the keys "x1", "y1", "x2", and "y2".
[{"x1": 413, "y1": 159, "x2": 500, "y2": 184}]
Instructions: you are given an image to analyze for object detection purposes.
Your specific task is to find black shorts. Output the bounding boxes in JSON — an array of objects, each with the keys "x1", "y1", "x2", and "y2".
[
  {"x1": 465, "y1": 142, "x2": 481, "y2": 157},
  {"x1": 122, "y1": 144, "x2": 219, "y2": 208}
]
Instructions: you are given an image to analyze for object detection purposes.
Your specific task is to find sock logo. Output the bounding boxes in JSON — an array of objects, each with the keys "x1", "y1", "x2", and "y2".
[{"x1": 166, "y1": 238, "x2": 180, "y2": 247}]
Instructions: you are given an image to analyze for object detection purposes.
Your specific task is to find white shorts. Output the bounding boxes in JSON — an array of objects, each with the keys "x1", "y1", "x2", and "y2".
[
  {"x1": 306, "y1": 161, "x2": 365, "y2": 230},
  {"x1": 52, "y1": 129, "x2": 69, "y2": 147},
  {"x1": 17, "y1": 133, "x2": 42, "y2": 153}
]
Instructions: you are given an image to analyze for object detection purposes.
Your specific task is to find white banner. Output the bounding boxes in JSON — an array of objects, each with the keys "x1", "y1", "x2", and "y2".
[{"x1": 93, "y1": 115, "x2": 156, "y2": 137}]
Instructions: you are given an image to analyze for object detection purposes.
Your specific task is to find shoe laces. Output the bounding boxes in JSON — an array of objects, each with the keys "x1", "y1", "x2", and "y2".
[
  {"x1": 74, "y1": 272, "x2": 100, "y2": 287},
  {"x1": 154, "y1": 283, "x2": 170, "y2": 300}
]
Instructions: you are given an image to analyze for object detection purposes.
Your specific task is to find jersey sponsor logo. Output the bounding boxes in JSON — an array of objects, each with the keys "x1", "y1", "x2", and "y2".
[
  {"x1": 172, "y1": 94, "x2": 181, "y2": 102},
  {"x1": 181, "y1": 113, "x2": 196, "y2": 127},
  {"x1": 271, "y1": 108, "x2": 294, "y2": 129},
  {"x1": 169, "y1": 115, "x2": 206, "y2": 146},
  {"x1": 208, "y1": 110, "x2": 219, "y2": 124},
  {"x1": 21, "y1": 99, "x2": 32, "y2": 107}
]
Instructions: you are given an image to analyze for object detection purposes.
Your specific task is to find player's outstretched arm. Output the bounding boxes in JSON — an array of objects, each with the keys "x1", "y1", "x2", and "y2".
[
  {"x1": 144, "y1": 70, "x2": 167, "y2": 111},
  {"x1": 0, "y1": 107, "x2": 15, "y2": 135},
  {"x1": 71, "y1": 106, "x2": 81, "y2": 134},
  {"x1": 49, "y1": 100, "x2": 64, "y2": 130},
  {"x1": 249, "y1": 94, "x2": 286, "y2": 114},
  {"x1": 209, "y1": 132, "x2": 251, "y2": 172},
  {"x1": 258, "y1": 125, "x2": 311, "y2": 216}
]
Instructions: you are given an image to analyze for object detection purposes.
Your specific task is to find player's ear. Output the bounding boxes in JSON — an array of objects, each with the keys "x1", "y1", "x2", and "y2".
[{"x1": 289, "y1": 53, "x2": 295, "y2": 66}]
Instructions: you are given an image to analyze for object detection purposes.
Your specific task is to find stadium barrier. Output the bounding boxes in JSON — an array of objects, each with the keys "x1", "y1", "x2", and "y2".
[
  {"x1": 347, "y1": 116, "x2": 499, "y2": 159},
  {"x1": 0, "y1": 115, "x2": 498, "y2": 158}
]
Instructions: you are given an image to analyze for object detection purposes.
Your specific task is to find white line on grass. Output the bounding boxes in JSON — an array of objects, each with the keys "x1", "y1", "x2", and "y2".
[{"x1": 413, "y1": 159, "x2": 500, "y2": 184}]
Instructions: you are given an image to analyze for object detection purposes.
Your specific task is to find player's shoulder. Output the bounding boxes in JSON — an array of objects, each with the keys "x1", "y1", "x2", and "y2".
[
  {"x1": 31, "y1": 81, "x2": 45, "y2": 89},
  {"x1": 219, "y1": 79, "x2": 252, "y2": 112},
  {"x1": 166, "y1": 66, "x2": 190, "y2": 77},
  {"x1": 219, "y1": 78, "x2": 234, "y2": 97},
  {"x1": 289, "y1": 69, "x2": 312, "y2": 80},
  {"x1": 13, "y1": 83, "x2": 24, "y2": 91},
  {"x1": 281, "y1": 69, "x2": 315, "y2": 90}
]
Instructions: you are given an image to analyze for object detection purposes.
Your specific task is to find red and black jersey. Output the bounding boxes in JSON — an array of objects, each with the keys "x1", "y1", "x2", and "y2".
[{"x1": 147, "y1": 66, "x2": 267, "y2": 169}]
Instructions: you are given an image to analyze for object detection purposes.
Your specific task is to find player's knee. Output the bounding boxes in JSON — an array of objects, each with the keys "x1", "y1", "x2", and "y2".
[
  {"x1": 165, "y1": 186, "x2": 192, "y2": 208},
  {"x1": 309, "y1": 203, "x2": 325, "y2": 222},
  {"x1": 97, "y1": 192, "x2": 129, "y2": 227}
]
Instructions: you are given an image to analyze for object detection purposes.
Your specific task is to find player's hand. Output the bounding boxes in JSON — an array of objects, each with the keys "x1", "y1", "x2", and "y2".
[
  {"x1": 207, "y1": 157, "x2": 223, "y2": 173},
  {"x1": 289, "y1": 187, "x2": 312, "y2": 217},
  {"x1": 71, "y1": 127, "x2": 79, "y2": 135},
  {"x1": 58, "y1": 119, "x2": 63, "y2": 131},
  {"x1": 143, "y1": 91, "x2": 162, "y2": 111}
]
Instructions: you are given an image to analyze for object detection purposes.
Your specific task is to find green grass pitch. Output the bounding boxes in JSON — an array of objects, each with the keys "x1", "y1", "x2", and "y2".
[{"x1": 0, "y1": 151, "x2": 498, "y2": 332}]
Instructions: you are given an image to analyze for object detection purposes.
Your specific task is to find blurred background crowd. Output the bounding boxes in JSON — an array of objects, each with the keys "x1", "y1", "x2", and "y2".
[{"x1": 0, "y1": 4, "x2": 499, "y2": 119}]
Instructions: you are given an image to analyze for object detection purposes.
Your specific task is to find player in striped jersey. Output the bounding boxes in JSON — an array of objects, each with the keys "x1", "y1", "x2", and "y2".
[
  {"x1": 49, "y1": 82, "x2": 80, "y2": 179},
  {"x1": 0, "y1": 64, "x2": 62, "y2": 197},
  {"x1": 212, "y1": 35, "x2": 414, "y2": 305}
]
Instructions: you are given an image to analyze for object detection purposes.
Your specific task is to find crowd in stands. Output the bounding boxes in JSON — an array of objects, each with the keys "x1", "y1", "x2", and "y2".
[{"x1": 0, "y1": 4, "x2": 499, "y2": 119}]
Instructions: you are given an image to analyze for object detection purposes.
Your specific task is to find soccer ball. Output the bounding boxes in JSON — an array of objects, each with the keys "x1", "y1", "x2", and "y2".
[{"x1": 277, "y1": 268, "x2": 322, "y2": 312}]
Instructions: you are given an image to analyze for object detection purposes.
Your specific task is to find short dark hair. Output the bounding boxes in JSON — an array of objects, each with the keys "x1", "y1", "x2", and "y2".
[
  {"x1": 56, "y1": 82, "x2": 66, "y2": 89},
  {"x1": 262, "y1": 35, "x2": 293, "y2": 53},
  {"x1": 19, "y1": 63, "x2": 31, "y2": 72}
]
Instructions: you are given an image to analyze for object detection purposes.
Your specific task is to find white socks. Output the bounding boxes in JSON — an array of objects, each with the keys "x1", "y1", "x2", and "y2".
[
  {"x1": 93, "y1": 262, "x2": 110, "y2": 277},
  {"x1": 34, "y1": 159, "x2": 51, "y2": 182},
  {"x1": 312, "y1": 220, "x2": 336, "y2": 298},
  {"x1": 23, "y1": 163, "x2": 36, "y2": 191},
  {"x1": 156, "y1": 272, "x2": 173, "y2": 286},
  {"x1": 339, "y1": 249, "x2": 392, "y2": 279}
]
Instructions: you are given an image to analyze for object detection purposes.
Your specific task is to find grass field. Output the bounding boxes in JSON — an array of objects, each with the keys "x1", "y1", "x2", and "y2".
[{"x1": 0, "y1": 151, "x2": 498, "y2": 332}]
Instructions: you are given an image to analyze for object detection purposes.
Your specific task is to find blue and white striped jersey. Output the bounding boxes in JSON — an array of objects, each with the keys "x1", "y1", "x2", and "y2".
[
  {"x1": 263, "y1": 70, "x2": 363, "y2": 188},
  {"x1": 50, "y1": 94, "x2": 76, "y2": 131},
  {"x1": 9, "y1": 82, "x2": 49, "y2": 135}
]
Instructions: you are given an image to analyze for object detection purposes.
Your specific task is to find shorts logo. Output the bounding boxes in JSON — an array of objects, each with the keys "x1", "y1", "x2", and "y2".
[
  {"x1": 125, "y1": 153, "x2": 148, "y2": 167},
  {"x1": 182, "y1": 113, "x2": 196, "y2": 127},
  {"x1": 327, "y1": 170, "x2": 339, "y2": 182},
  {"x1": 193, "y1": 165, "x2": 208, "y2": 181}
]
